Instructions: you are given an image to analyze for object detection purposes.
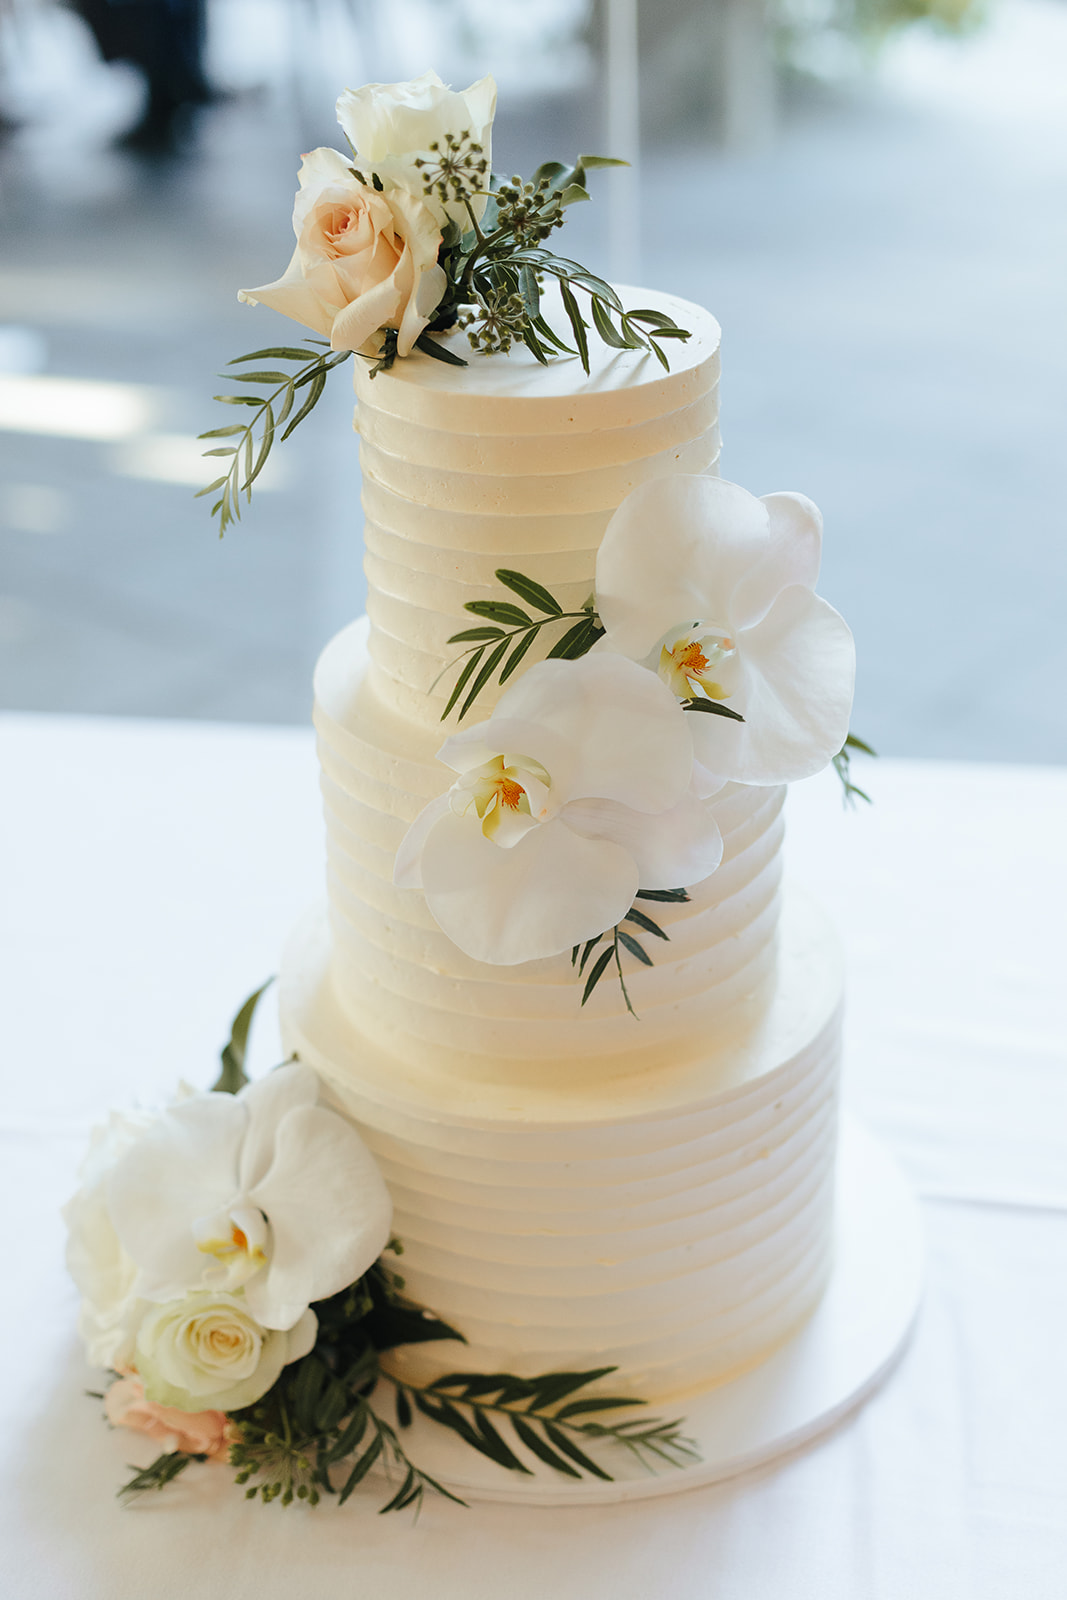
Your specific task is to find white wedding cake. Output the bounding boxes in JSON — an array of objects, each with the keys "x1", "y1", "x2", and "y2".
[{"x1": 279, "y1": 285, "x2": 846, "y2": 1402}]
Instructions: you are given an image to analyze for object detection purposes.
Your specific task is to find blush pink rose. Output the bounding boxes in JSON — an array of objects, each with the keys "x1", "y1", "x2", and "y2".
[
  {"x1": 104, "y1": 1376, "x2": 234, "y2": 1460},
  {"x1": 239, "y1": 147, "x2": 446, "y2": 357}
]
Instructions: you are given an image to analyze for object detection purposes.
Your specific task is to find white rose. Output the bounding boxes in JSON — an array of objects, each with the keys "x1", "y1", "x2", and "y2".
[
  {"x1": 336, "y1": 69, "x2": 497, "y2": 227},
  {"x1": 135, "y1": 1291, "x2": 317, "y2": 1413},
  {"x1": 239, "y1": 148, "x2": 446, "y2": 358},
  {"x1": 63, "y1": 1108, "x2": 153, "y2": 1370}
]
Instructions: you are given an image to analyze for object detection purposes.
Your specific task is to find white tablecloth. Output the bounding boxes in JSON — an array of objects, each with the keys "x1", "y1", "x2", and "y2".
[{"x1": 2, "y1": 713, "x2": 1064, "y2": 1599}]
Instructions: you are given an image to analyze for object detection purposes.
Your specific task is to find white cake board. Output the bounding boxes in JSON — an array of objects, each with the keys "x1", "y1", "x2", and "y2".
[{"x1": 370, "y1": 1117, "x2": 922, "y2": 1506}]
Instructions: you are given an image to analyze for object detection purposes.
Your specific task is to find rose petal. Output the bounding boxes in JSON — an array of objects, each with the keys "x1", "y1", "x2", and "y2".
[
  {"x1": 238, "y1": 245, "x2": 336, "y2": 339},
  {"x1": 292, "y1": 146, "x2": 360, "y2": 225},
  {"x1": 419, "y1": 811, "x2": 638, "y2": 964},
  {"x1": 328, "y1": 272, "x2": 403, "y2": 354}
]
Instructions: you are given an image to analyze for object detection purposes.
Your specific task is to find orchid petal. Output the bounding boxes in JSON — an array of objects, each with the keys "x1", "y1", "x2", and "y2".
[
  {"x1": 107, "y1": 1094, "x2": 246, "y2": 1301},
  {"x1": 287, "y1": 1306, "x2": 319, "y2": 1363},
  {"x1": 246, "y1": 1105, "x2": 393, "y2": 1330},
  {"x1": 692, "y1": 759, "x2": 729, "y2": 800},
  {"x1": 596, "y1": 476, "x2": 769, "y2": 661},
  {"x1": 730, "y1": 492, "x2": 824, "y2": 630},
  {"x1": 420, "y1": 811, "x2": 638, "y2": 965},
  {"x1": 236, "y1": 1063, "x2": 319, "y2": 1195},
  {"x1": 690, "y1": 588, "x2": 855, "y2": 783},
  {"x1": 466, "y1": 655, "x2": 694, "y2": 811},
  {"x1": 394, "y1": 791, "x2": 452, "y2": 888},
  {"x1": 563, "y1": 790, "x2": 724, "y2": 890}
]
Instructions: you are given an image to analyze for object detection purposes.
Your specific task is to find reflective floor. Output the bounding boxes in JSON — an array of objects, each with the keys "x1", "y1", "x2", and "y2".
[{"x1": 1, "y1": 0, "x2": 1064, "y2": 760}]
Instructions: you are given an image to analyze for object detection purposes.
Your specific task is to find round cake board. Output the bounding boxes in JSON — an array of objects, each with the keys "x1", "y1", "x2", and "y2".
[{"x1": 371, "y1": 1117, "x2": 922, "y2": 1506}]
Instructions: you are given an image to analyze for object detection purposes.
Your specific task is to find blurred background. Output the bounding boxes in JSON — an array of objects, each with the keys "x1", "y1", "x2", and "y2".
[{"x1": 0, "y1": 0, "x2": 1063, "y2": 759}]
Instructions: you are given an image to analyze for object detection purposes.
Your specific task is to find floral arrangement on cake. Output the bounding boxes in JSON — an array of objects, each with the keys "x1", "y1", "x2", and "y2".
[
  {"x1": 199, "y1": 70, "x2": 691, "y2": 536},
  {"x1": 68, "y1": 987, "x2": 699, "y2": 1511},
  {"x1": 397, "y1": 472, "x2": 863, "y2": 1008}
]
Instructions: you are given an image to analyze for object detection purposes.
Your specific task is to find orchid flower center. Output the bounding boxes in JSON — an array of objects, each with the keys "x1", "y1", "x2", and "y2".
[
  {"x1": 658, "y1": 621, "x2": 738, "y2": 702},
  {"x1": 193, "y1": 1202, "x2": 270, "y2": 1289},
  {"x1": 451, "y1": 753, "x2": 553, "y2": 848}
]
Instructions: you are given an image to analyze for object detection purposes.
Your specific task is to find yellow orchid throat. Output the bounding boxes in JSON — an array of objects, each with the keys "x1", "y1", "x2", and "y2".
[
  {"x1": 196, "y1": 1221, "x2": 269, "y2": 1269},
  {"x1": 658, "y1": 623, "x2": 737, "y2": 702},
  {"x1": 452, "y1": 752, "x2": 552, "y2": 845}
]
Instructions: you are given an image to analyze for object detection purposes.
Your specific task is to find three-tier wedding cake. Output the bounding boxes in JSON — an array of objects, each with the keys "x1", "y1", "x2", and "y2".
[
  {"x1": 66, "y1": 72, "x2": 909, "y2": 1512},
  {"x1": 279, "y1": 282, "x2": 849, "y2": 1402}
]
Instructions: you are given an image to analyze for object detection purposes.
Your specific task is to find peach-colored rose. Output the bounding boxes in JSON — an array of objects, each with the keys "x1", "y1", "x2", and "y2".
[
  {"x1": 104, "y1": 1376, "x2": 234, "y2": 1460},
  {"x1": 240, "y1": 147, "x2": 446, "y2": 358}
]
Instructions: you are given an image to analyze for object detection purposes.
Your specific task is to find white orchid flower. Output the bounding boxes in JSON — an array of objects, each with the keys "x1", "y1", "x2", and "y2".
[
  {"x1": 105, "y1": 1064, "x2": 392, "y2": 1332},
  {"x1": 335, "y1": 69, "x2": 497, "y2": 227},
  {"x1": 594, "y1": 475, "x2": 856, "y2": 785},
  {"x1": 394, "y1": 653, "x2": 724, "y2": 966}
]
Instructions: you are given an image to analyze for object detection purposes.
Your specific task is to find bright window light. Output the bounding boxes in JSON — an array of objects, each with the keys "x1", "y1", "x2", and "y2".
[
  {"x1": 0, "y1": 375, "x2": 158, "y2": 440},
  {"x1": 110, "y1": 433, "x2": 288, "y2": 490}
]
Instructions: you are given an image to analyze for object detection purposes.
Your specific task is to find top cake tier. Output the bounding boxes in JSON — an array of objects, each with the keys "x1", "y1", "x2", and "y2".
[{"x1": 354, "y1": 287, "x2": 722, "y2": 732}]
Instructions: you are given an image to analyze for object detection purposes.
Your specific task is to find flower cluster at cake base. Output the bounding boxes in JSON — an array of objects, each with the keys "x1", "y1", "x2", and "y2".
[
  {"x1": 68, "y1": 988, "x2": 698, "y2": 1512},
  {"x1": 401, "y1": 472, "x2": 862, "y2": 1001}
]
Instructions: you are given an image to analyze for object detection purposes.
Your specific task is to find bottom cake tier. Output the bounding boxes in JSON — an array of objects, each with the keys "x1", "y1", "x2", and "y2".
[{"x1": 279, "y1": 889, "x2": 843, "y2": 1403}]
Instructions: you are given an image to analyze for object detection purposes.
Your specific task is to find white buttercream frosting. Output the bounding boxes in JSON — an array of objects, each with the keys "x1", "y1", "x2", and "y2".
[
  {"x1": 353, "y1": 286, "x2": 722, "y2": 731},
  {"x1": 279, "y1": 285, "x2": 845, "y2": 1400}
]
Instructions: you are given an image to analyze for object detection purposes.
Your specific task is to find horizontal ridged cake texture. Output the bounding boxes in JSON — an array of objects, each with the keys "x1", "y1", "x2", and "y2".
[{"x1": 279, "y1": 286, "x2": 844, "y2": 1400}]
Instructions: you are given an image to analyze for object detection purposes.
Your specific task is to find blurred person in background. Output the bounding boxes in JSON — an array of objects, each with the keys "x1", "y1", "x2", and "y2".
[{"x1": 71, "y1": 0, "x2": 212, "y2": 150}]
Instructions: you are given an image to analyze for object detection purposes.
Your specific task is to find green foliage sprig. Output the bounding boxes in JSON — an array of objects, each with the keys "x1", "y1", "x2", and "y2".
[
  {"x1": 414, "y1": 147, "x2": 691, "y2": 374},
  {"x1": 200, "y1": 139, "x2": 691, "y2": 532},
  {"x1": 210, "y1": 978, "x2": 273, "y2": 1093},
  {"x1": 393, "y1": 1368, "x2": 699, "y2": 1482},
  {"x1": 573, "y1": 888, "x2": 691, "y2": 1016},
  {"x1": 437, "y1": 567, "x2": 605, "y2": 721},
  {"x1": 198, "y1": 344, "x2": 351, "y2": 536},
  {"x1": 833, "y1": 732, "x2": 877, "y2": 807}
]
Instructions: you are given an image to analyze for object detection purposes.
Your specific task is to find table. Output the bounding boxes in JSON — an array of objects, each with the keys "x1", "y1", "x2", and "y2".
[{"x1": 2, "y1": 712, "x2": 1064, "y2": 1599}]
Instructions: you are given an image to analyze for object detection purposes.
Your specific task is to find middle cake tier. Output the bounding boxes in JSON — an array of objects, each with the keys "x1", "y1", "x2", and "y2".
[{"x1": 314, "y1": 618, "x2": 785, "y2": 1089}]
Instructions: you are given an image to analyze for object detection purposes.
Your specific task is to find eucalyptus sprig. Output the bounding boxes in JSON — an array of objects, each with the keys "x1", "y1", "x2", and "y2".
[
  {"x1": 573, "y1": 888, "x2": 691, "y2": 1016},
  {"x1": 198, "y1": 343, "x2": 351, "y2": 537},
  {"x1": 833, "y1": 732, "x2": 877, "y2": 807},
  {"x1": 417, "y1": 152, "x2": 692, "y2": 374},
  {"x1": 437, "y1": 567, "x2": 605, "y2": 721}
]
